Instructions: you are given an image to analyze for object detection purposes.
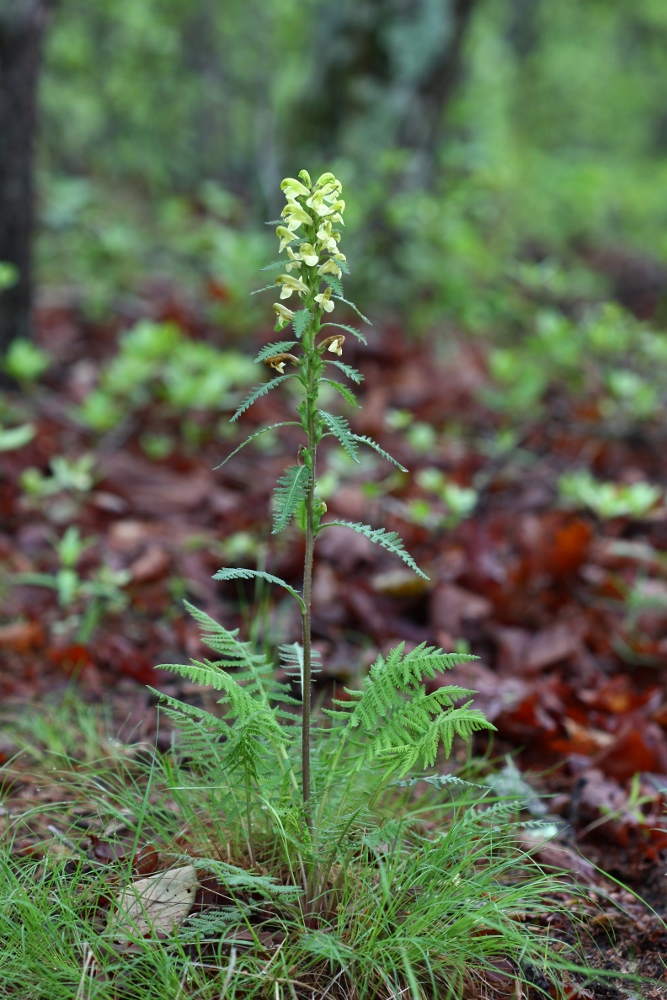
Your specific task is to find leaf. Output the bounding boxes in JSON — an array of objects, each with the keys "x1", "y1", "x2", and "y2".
[
  {"x1": 249, "y1": 284, "x2": 277, "y2": 296},
  {"x1": 319, "y1": 378, "x2": 358, "y2": 408},
  {"x1": 292, "y1": 309, "x2": 312, "y2": 339},
  {"x1": 332, "y1": 296, "x2": 371, "y2": 325},
  {"x1": 110, "y1": 865, "x2": 199, "y2": 941},
  {"x1": 326, "y1": 361, "x2": 363, "y2": 384},
  {"x1": 321, "y1": 520, "x2": 428, "y2": 580},
  {"x1": 214, "y1": 422, "x2": 300, "y2": 469},
  {"x1": 212, "y1": 567, "x2": 305, "y2": 611},
  {"x1": 260, "y1": 260, "x2": 288, "y2": 272},
  {"x1": 272, "y1": 465, "x2": 311, "y2": 534},
  {"x1": 254, "y1": 341, "x2": 298, "y2": 363},
  {"x1": 321, "y1": 322, "x2": 368, "y2": 345},
  {"x1": 321, "y1": 274, "x2": 344, "y2": 298},
  {"x1": 319, "y1": 410, "x2": 359, "y2": 463},
  {"x1": 279, "y1": 641, "x2": 322, "y2": 693},
  {"x1": 0, "y1": 423, "x2": 35, "y2": 452},
  {"x1": 230, "y1": 374, "x2": 292, "y2": 423},
  {"x1": 351, "y1": 434, "x2": 407, "y2": 472}
]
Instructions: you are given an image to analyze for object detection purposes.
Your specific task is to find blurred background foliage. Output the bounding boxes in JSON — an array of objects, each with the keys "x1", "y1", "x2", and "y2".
[{"x1": 36, "y1": 0, "x2": 667, "y2": 330}]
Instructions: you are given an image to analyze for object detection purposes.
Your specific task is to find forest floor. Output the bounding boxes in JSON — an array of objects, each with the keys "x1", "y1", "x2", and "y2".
[{"x1": 2, "y1": 288, "x2": 667, "y2": 994}]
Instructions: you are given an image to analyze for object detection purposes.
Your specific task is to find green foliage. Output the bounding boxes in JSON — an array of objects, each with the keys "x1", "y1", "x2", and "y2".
[
  {"x1": 322, "y1": 520, "x2": 429, "y2": 580},
  {"x1": 272, "y1": 465, "x2": 311, "y2": 533},
  {"x1": 352, "y1": 433, "x2": 407, "y2": 471},
  {"x1": 212, "y1": 568, "x2": 305, "y2": 610},
  {"x1": 292, "y1": 308, "x2": 312, "y2": 339},
  {"x1": 0, "y1": 261, "x2": 18, "y2": 291},
  {"x1": 2, "y1": 339, "x2": 50, "y2": 384},
  {"x1": 0, "y1": 422, "x2": 36, "y2": 452},
  {"x1": 319, "y1": 409, "x2": 359, "y2": 462},
  {"x1": 230, "y1": 373, "x2": 293, "y2": 423},
  {"x1": 559, "y1": 470, "x2": 663, "y2": 520},
  {"x1": 253, "y1": 340, "x2": 297, "y2": 363}
]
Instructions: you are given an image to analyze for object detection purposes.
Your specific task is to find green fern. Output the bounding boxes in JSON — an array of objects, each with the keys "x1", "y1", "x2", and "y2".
[
  {"x1": 319, "y1": 379, "x2": 358, "y2": 408},
  {"x1": 326, "y1": 360, "x2": 363, "y2": 383},
  {"x1": 320, "y1": 520, "x2": 428, "y2": 580},
  {"x1": 331, "y1": 296, "x2": 371, "y2": 325},
  {"x1": 292, "y1": 309, "x2": 312, "y2": 339},
  {"x1": 214, "y1": 421, "x2": 300, "y2": 469},
  {"x1": 319, "y1": 410, "x2": 359, "y2": 462},
  {"x1": 321, "y1": 274, "x2": 344, "y2": 298},
  {"x1": 212, "y1": 568, "x2": 305, "y2": 611},
  {"x1": 254, "y1": 341, "x2": 298, "y2": 363},
  {"x1": 272, "y1": 465, "x2": 311, "y2": 533},
  {"x1": 320, "y1": 321, "x2": 368, "y2": 345},
  {"x1": 351, "y1": 434, "x2": 407, "y2": 471},
  {"x1": 230, "y1": 374, "x2": 292, "y2": 423}
]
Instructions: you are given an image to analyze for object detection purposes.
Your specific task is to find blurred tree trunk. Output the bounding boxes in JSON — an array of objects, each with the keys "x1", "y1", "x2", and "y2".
[
  {"x1": 293, "y1": 0, "x2": 480, "y2": 187},
  {"x1": 0, "y1": 0, "x2": 53, "y2": 355}
]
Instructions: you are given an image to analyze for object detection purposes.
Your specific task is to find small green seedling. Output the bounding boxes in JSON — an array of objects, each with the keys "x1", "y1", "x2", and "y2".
[{"x1": 2, "y1": 338, "x2": 50, "y2": 385}]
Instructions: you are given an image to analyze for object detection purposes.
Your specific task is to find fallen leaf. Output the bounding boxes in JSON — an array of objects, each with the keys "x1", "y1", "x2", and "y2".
[{"x1": 110, "y1": 865, "x2": 199, "y2": 940}]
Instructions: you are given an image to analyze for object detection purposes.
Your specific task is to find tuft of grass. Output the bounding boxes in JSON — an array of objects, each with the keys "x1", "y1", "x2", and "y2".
[{"x1": 0, "y1": 696, "x2": 611, "y2": 1000}]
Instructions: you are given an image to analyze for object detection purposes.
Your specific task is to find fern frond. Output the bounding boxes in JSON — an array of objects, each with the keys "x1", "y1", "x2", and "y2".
[
  {"x1": 319, "y1": 410, "x2": 359, "y2": 462},
  {"x1": 272, "y1": 465, "x2": 311, "y2": 534},
  {"x1": 279, "y1": 642, "x2": 322, "y2": 694},
  {"x1": 320, "y1": 322, "x2": 368, "y2": 345},
  {"x1": 249, "y1": 284, "x2": 277, "y2": 296},
  {"x1": 378, "y1": 707, "x2": 495, "y2": 776},
  {"x1": 230, "y1": 374, "x2": 292, "y2": 423},
  {"x1": 319, "y1": 379, "x2": 358, "y2": 408},
  {"x1": 326, "y1": 360, "x2": 363, "y2": 384},
  {"x1": 351, "y1": 434, "x2": 407, "y2": 472},
  {"x1": 211, "y1": 569, "x2": 305, "y2": 612},
  {"x1": 213, "y1": 422, "x2": 300, "y2": 469},
  {"x1": 292, "y1": 309, "x2": 312, "y2": 339},
  {"x1": 321, "y1": 274, "x2": 344, "y2": 298},
  {"x1": 254, "y1": 342, "x2": 298, "y2": 363},
  {"x1": 331, "y1": 296, "x2": 371, "y2": 325},
  {"x1": 320, "y1": 520, "x2": 428, "y2": 580}
]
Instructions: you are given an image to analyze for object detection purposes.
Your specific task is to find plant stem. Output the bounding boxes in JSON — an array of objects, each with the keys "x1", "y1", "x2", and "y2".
[{"x1": 301, "y1": 338, "x2": 317, "y2": 818}]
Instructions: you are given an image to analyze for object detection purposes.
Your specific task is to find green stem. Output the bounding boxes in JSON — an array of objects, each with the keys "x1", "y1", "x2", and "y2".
[
  {"x1": 245, "y1": 767, "x2": 254, "y2": 865},
  {"x1": 301, "y1": 343, "x2": 317, "y2": 818}
]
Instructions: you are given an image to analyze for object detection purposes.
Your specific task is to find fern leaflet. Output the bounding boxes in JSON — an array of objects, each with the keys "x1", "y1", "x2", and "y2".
[
  {"x1": 214, "y1": 422, "x2": 300, "y2": 469},
  {"x1": 230, "y1": 375, "x2": 292, "y2": 423},
  {"x1": 351, "y1": 434, "x2": 407, "y2": 471},
  {"x1": 320, "y1": 322, "x2": 368, "y2": 345},
  {"x1": 331, "y1": 296, "x2": 371, "y2": 325},
  {"x1": 254, "y1": 341, "x2": 298, "y2": 363},
  {"x1": 319, "y1": 410, "x2": 359, "y2": 463},
  {"x1": 326, "y1": 360, "x2": 363, "y2": 384},
  {"x1": 272, "y1": 465, "x2": 311, "y2": 534},
  {"x1": 321, "y1": 274, "x2": 344, "y2": 298},
  {"x1": 212, "y1": 569, "x2": 305, "y2": 611},
  {"x1": 293, "y1": 309, "x2": 312, "y2": 339},
  {"x1": 319, "y1": 379, "x2": 358, "y2": 408},
  {"x1": 321, "y1": 520, "x2": 428, "y2": 580},
  {"x1": 279, "y1": 642, "x2": 322, "y2": 695}
]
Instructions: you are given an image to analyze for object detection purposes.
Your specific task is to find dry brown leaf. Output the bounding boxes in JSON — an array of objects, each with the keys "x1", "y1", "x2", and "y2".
[{"x1": 110, "y1": 864, "x2": 198, "y2": 940}]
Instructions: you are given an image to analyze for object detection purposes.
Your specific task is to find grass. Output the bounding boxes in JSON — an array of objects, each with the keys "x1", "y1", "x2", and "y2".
[{"x1": 0, "y1": 695, "x2": 611, "y2": 1000}]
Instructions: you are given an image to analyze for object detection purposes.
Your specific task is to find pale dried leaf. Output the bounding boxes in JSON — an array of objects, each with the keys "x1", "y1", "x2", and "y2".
[{"x1": 111, "y1": 864, "x2": 199, "y2": 939}]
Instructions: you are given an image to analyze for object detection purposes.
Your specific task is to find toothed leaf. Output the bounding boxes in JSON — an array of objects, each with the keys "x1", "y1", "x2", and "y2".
[
  {"x1": 214, "y1": 422, "x2": 300, "y2": 469},
  {"x1": 230, "y1": 374, "x2": 292, "y2": 423},
  {"x1": 321, "y1": 274, "x2": 344, "y2": 298},
  {"x1": 319, "y1": 410, "x2": 359, "y2": 462},
  {"x1": 254, "y1": 342, "x2": 298, "y2": 363},
  {"x1": 351, "y1": 434, "x2": 407, "y2": 472},
  {"x1": 213, "y1": 567, "x2": 305, "y2": 610},
  {"x1": 327, "y1": 361, "x2": 363, "y2": 384},
  {"x1": 321, "y1": 520, "x2": 428, "y2": 579},
  {"x1": 320, "y1": 379, "x2": 358, "y2": 408},
  {"x1": 321, "y1": 322, "x2": 368, "y2": 345},
  {"x1": 332, "y1": 297, "x2": 371, "y2": 325},
  {"x1": 272, "y1": 465, "x2": 311, "y2": 534},
  {"x1": 292, "y1": 309, "x2": 312, "y2": 339}
]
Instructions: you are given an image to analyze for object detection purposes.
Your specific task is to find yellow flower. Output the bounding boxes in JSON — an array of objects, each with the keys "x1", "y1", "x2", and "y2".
[
  {"x1": 276, "y1": 226, "x2": 296, "y2": 252},
  {"x1": 298, "y1": 242, "x2": 319, "y2": 266},
  {"x1": 317, "y1": 259, "x2": 342, "y2": 279},
  {"x1": 323, "y1": 334, "x2": 345, "y2": 355},
  {"x1": 264, "y1": 353, "x2": 299, "y2": 374},
  {"x1": 281, "y1": 200, "x2": 313, "y2": 230},
  {"x1": 273, "y1": 303, "x2": 294, "y2": 329},
  {"x1": 276, "y1": 273, "x2": 309, "y2": 299},
  {"x1": 285, "y1": 246, "x2": 302, "y2": 272},
  {"x1": 314, "y1": 286, "x2": 335, "y2": 313},
  {"x1": 280, "y1": 177, "x2": 310, "y2": 199}
]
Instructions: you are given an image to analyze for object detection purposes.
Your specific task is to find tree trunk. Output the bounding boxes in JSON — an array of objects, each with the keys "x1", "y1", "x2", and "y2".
[{"x1": 0, "y1": 0, "x2": 52, "y2": 355}]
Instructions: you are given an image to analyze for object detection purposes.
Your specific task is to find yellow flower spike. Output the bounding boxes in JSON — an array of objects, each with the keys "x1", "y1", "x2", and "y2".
[
  {"x1": 298, "y1": 169, "x2": 312, "y2": 187},
  {"x1": 318, "y1": 334, "x2": 345, "y2": 355},
  {"x1": 298, "y1": 243, "x2": 319, "y2": 266},
  {"x1": 317, "y1": 259, "x2": 342, "y2": 279},
  {"x1": 285, "y1": 247, "x2": 302, "y2": 272},
  {"x1": 281, "y1": 201, "x2": 313, "y2": 229},
  {"x1": 280, "y1": 177, "x2": 310, "y2": 199},
  {"x1": 263, "y1": 353, "x2": 299, "y2": 374}
]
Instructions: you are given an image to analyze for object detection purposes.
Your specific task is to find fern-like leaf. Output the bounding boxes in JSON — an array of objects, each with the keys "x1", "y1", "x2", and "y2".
[
  {"x1": 272, "y1": 465, "x2": 311, "y2": 534},
  {"x1": 321, "y1": 322, "x2": 368, "y2": 345},
  {"x1": 214, "y1": 422, "x2": 300, "y2": 469},
  {"x1": 319, "y1": 410, "x2": 359, "y2": 463},
  {"x1": 279, "y1": 641, "x2": 322, "y2": 694},
  {"x1": 379, "y1": 707, "x2": 495, "y2": 776},
  {"x1": 249, "y1": 284, "x2": 277, "y2": 296},
  {"x1": 331, "y1": 296, "x2": 371, "y2": 325},
  {"x1": 351, "y1": 434, "x2": 407, "y2": 472},
  {"x1": 254, "y1": 341, "x2": 298, "y2": 363},
  {"x1": 292, "y1": 309, "x2": 312, "y2": 339},
  {"x1": 321, "y1": 520, "x2": 428, "y2": 580},
  {"x1": 212, "y1": 569, "x2": 305, "y2": 611},
  {"x1": 230, "y1": 375, "x2": 292, "y2": 423},
  {"x1": 321, "y1": 274, "x2": 344, "y2": 298},
  {"x1": 326, "y1": 361, "x2": 363, "y2": 384},
  {"x1": 319, "y1": 379, "x2": 358, "y2": 408}
]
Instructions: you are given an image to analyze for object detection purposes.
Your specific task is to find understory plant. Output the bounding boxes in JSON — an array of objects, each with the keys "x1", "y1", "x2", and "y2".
[{"x1": 144, "y1": 172, "x2": 590, "y2": 996}]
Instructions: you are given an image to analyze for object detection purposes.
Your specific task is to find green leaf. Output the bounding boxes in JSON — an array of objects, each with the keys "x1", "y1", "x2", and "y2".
[
  {"x1": 254, "y1": 341, "x2": 298, "y2": 363},
  {"x1": 249, "y1": 284, "x2": 277, "y2": 296},
  {"x1": 319, "y1": 379, "x2": 358, "y2": 408},
  {"x1": 322, "y1": 274, "x2": 344, "y2": 298},
  {"x1": 321, "y1": 521, "x2": 428, "y2": 580},
  {"x1": 230, "y1": 374, "x2": 292, "y2": 423},
  {"x1": 321, "y1": 322, "x2": 368, "y2": 345},
  {"x1": 332, "y1": 296, "x2": 371, "y2": 325},
  {"x1": 212, "y1": 567, "x2": 305, "y2": 611},
  {"x1": 260, "y1": 260, "x2": 288, "y2": 272},
  {"x1": 272, "y1": 465, "x2": 311, "y2": 534},
  {"x1": 351, "y1": 434, "x2": 407, "y2": 472},
  {"x1": 319, "y1": 410, "x2": 359, "y2": 463},
  {"x1": 292, "y1": 309, "x2": 311, "y2": 339},
  {"x1": 0, "y1": 423, "x2": 35, "y2": 452},
  {"x1": 326, "y1": 361, "x2": 363, "y2": 384},
  {"x1": 213, "y1": 422, "x2": 300, "y2": 469}
]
